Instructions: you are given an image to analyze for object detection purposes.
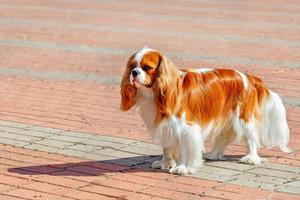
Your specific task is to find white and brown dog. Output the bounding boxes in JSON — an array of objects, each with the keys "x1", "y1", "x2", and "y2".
[{"x1": 120, "y1": 47, "x2": 291, "y2": 175}]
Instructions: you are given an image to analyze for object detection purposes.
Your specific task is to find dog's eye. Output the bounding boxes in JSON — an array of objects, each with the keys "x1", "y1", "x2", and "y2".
[{"x1": 143, "y1": 65, "x2": 152, "y2": 72}]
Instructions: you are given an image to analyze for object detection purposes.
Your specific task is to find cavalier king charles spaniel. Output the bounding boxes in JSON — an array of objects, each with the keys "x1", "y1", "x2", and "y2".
[{"x1": 120, "y1": 47, "x2": 291, "y2": 175}]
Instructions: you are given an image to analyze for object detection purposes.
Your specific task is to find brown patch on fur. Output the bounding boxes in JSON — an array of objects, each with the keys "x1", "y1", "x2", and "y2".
[
  {"x1": 240, "y1": 74, "x2": 269, "y2": 122},
  {"x1": 180, "y1": 69, "x2": 242, "y2": 125},
  {"x1": 178, "y1": 69, "x2": 269, "y2": 126},
  {"x1": 120, "y1": 55, "x2": 137, "y2": 111},
  {"x1": 248, "y1": 75, "x2": 270, "y2": 105},
  {"x1": 152, "y1": 55, "x2": 182, "y2": 124},
  {"x1": 141, "y1": 51, "x2": 160, "y2": 76}
]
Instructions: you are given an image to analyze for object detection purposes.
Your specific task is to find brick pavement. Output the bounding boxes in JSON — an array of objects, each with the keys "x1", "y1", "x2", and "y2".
[
  {"x1": 0, "y1": 121, "x2": 299, "y2": 199},
  {"x1": 0, "y1": 0, "x2": 300, "y2": 199}
]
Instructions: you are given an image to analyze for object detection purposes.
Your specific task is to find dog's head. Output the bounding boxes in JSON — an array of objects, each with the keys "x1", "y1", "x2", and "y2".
[
  {"x1": 120, "y1": 47, "x2": 182, "y2": 122},
  {"x1": 126, "y1": 47, "x2": 161, "y2": 89}
]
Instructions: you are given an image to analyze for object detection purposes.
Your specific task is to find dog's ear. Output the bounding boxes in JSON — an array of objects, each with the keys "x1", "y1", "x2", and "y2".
[
  {"x1": 152, "y1": 54, "x2": 182, "y2": 123},
  {"x1": 120, "y1": 56, "x2": 137, "y2": 111}
]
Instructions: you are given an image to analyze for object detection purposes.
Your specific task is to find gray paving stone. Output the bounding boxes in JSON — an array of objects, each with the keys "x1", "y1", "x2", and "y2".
[
  {"x1": 206, "y1": 161, "x2": 256, "y2": 172},
  {"x1": 24, "y1": 144, "x2": 59, "y2": 154},
  {"x1": 56, "y1": 130, "x2": 93, "y2": 139},
  {"x1": 88, "y1": 134, "x2": 136, "y2": 145},
  {"x1": 82, "y1": 153, "x2": 113, "y2": 161},
  {"x1": 86, "y1": 150, "x2": 145, "y2": 166},
  {"x1": 261, "y1": 162, "x2": 300, "y2": 174},
  {"x1": 191, "y1": 171, "x2": 236, "y2": 182},
  {"x1": 0, "y1": 126, "x2": 23, "y2": 134},
  {"x1": 0, "y1": 136, "x2": 30, "y2": 147},
  {"x1": 0, "y1": 131, "x2": 19, "y2": 139},
  {"x1": 61, "y1": 148, "x2": 143, "y2": 166},
  {"x1": 58, "y1": 149, "x2": 95, "y2": 159},
  {"x1": 28, "y1": 125, "x2": 64, "y2": 134},
  {"x1": 247, "y1": 168, "x2": 298, "y2": 179},
  {"x1": 34, "y1": 138, "x2": 74, "y2": 149},
  {"x1": 11, "y1": 140, "x2": 30, "y2": 147},
  {"x1": 131, "y1": 141, "x2": 161, "y2": 151},
  {"x1": 121, "y1": 145, "x2": 162, "y2": 155},
  {"x1": 62, "y1": 131, "x2": 135, "y2": 145},
  {"x1": 93, "y1": 148, "x2": 145, "y2": 160},
  {"x1": 18, "y1": 129, "x2": 52, "y2": 138},
  {"x1": 0, "y1": 137, "x2": 17, "y2": 146},
  {"x1": 13, "y1": 135, "x2": 42, "y2": 143},
  {"x1": 46, "y1": 134, "x2": 85, "y2": 143},
  {"x1": 0, "y1": 120, "x2": 30, "y2": 129},
  {"x1": 235, "y1": 173, "x2": 287, "y2": 185},
  {"x1": 228, "y1": 178, "x2": 276, "y2": 191},
  {"x1": 200, "y1": 165, "x2": 242, "y2": 176},
  {"x1": 67, "y1": 144, "x2": 103, "y2": 153},
  {"x1": 276, "y1": 185, "x2": 300, "y2": 195},
  {"x1": 285, "y1": 180, "x2": 300, "y2": 187},
  {"x1": 0, "y1": 132, "x2": 41, "y2": 144},
  {"x1": 81, "y1": 139, "x2": 127, "y2": 149}
]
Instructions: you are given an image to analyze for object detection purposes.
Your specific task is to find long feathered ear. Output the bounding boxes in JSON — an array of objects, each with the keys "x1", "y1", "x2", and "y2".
[
  {"x1": 152, "y1": 55, "x2": 182, "y2": 124},
  {"x1": 120, "y1": 56, "x2": 137, "y2": 111}
]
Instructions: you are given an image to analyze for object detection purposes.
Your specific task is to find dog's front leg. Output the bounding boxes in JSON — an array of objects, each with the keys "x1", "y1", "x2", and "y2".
[
  {"x1": 169, "y1": 125, "x2": 203, "y2": 175},
  {"x1": 151, "y1": 147, "x2": 177, "y2": 170}
]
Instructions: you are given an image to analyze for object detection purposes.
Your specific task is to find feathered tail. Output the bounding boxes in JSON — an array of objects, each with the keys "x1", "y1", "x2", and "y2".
[{"x1": 261, "y1": 91, "x2": 291, "y2": 153}]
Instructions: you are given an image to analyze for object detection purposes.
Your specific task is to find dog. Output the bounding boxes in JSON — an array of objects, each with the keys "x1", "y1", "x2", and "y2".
[{"x1": 120, "y1": 47, "x2": 291, "y2": 175}]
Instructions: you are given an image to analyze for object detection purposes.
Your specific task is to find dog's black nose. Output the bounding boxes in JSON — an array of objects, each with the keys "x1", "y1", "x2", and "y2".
[{"x1": 132, "y1": 70, "x2": 140, "y2": 78}]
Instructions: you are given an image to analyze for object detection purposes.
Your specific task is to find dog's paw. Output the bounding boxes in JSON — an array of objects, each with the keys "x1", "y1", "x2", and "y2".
[
  {"x1": 239, "y1": 155, "x2": 267, "y2": 165},
  {"x1": 151, "y1": 160, "x2": 176, "y2": 169},
  {"x1": 280, "y1": 145, "x2": 292, "y2": 153},
  {"x1": 169, "y1": 165, "x2": 198, "y2": 175},
  {"x1": 169, "y1": 165, "x2": 188, "y2": 175}
]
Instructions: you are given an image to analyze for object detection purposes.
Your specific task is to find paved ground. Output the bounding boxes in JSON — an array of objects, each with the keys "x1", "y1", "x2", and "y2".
[{"x1": 0, "y1": 0, "x2": 300, "y2": 199}]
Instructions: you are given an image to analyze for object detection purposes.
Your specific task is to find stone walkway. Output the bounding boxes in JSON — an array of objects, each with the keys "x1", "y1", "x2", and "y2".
[
  {"x1": 1, "y1": 120, "x2": 300, "y2": 197},
  {"x1": 0, "y1": 0, "x2": 300, "y2": 199}
]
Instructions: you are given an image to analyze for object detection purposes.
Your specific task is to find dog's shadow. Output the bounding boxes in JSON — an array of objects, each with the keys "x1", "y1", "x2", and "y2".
[
  {"x1": 8, "y1": 155, "x2": 167, "y2": 176},
  {"x1": 8, "y1": 154, "x2": 253, "y2": 177}
]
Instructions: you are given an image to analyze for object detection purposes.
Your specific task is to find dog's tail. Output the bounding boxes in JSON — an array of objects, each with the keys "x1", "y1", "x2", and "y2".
[{"x1": 261, "y1": 91, "x2": 291, "y2": 153}]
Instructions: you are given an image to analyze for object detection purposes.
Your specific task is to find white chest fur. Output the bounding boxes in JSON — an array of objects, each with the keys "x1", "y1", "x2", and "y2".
[
  {"x1": 136, "y1": 89, "x2": 156, "y2": 131},
  {"x1": 137, "y1": 89, "x2": 193, "y2": 148}
]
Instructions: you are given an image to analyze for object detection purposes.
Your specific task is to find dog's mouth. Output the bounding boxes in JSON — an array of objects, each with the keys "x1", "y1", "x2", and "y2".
[
  {"x1": 131, "y1": 80, "x2": 153, "y2": 90},
  {"x1": 132, "y1": 80, "x2": 143, "y2": 88}
]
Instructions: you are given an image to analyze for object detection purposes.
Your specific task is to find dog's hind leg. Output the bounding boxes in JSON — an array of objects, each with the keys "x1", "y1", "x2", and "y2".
[
  {"x1": 235, "y1": 119, "x2": 266, "y2": 165},
  {"x1": 204, "y1": 129, "x2": 235, "y2": 161}
]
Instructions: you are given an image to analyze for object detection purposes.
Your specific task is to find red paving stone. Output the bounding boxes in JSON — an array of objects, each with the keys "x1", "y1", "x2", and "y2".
[
  {"x1": 2, "y1": 24, "x2": 300, "y2": 63},
  {"x1": 0, "y1": 0, "x2": 300, "y2": 199}
]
